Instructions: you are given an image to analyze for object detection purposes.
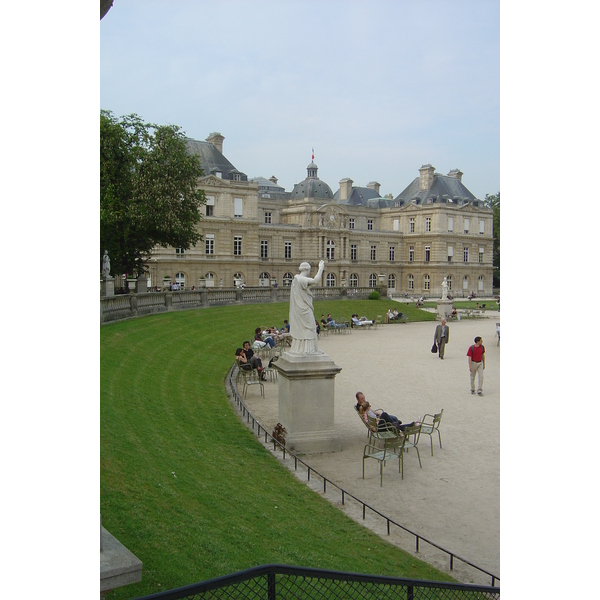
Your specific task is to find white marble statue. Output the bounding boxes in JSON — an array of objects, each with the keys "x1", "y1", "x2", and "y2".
[
  {"x1": 102, "y1": 250, "x2": 111, "y2": 278},
  {"x1": 441, "y1": 276, "x2": 448, "y2": 299},
  {"x1": 289, "y1": 260, "x2": 325, "y2": 354}
]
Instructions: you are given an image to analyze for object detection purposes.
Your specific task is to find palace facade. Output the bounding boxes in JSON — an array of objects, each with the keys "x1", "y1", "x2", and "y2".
[{"x1": 148, "y1": 133, "x2": 494, "y2": 297}]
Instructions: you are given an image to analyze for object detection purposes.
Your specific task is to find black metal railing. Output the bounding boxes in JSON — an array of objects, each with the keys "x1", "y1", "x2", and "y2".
[
  {"x1": 228, "y1": 365, "x2": 499, "y2": 588},
  {"x1": 133, "y1": 563, "x2": 500, "y2": 599}
]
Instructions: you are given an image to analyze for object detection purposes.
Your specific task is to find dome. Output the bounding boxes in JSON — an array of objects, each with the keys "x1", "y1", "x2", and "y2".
[{"x1": 289, "y1": 161, "x2": 334, "y2": 200}]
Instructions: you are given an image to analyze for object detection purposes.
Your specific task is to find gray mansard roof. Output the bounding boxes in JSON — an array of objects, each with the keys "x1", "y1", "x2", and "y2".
[
  {"x1": 250, "y1": 176, "x2": 291, "y2": 200},
  {"x1": 333, "y1": 186, "x2": 381, "y2": 206},
  {"x1": 394, "y1": 173, "x2": 477, "y2": 205},
  {"x1": 184, "y1": 138, "x2": 248, "y2": 181}
]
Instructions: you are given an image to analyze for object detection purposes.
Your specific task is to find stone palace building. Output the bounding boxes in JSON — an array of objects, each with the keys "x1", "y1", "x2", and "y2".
[{"x1": 147, "y1": 133, "x2": 494, "y2": 297}]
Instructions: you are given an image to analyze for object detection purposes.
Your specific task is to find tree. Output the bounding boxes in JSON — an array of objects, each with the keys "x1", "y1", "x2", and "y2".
[
  {"x1": 100, "y1": 111, "x2": 205, "y2": 277},
  {"x1": 484, "y1": 192, "x2": 500, "y2": 289}
]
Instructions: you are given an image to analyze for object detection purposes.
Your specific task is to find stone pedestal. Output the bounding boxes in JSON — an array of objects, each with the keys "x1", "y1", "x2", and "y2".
[
  {"x1": 274, "y1": 352, "x2": 342, "y2": 454},
  {"x1": 436, "y1": 299, "x2": 454, "y2": 320},
  {"x1": 101, "y1": 277, "x2": 114, "y2": 297},
  {"x1": 100, "y1": 526, "x2": 142, "y2": 600},
  {"x1": 135, "y1": 275, "x2": 148, "y2": 294}
]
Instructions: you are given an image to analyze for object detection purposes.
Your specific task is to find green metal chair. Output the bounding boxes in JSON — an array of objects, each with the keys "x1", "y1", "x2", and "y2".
[
  {"x1": 417, "y1": 410, "x2": 443, "y2": 456},
  {"x1": 400, "y1": 424, "x2": 422, "y2": 469},
  {"x1": 362, "y1": 430, "x2": 409, "y2": 486}
]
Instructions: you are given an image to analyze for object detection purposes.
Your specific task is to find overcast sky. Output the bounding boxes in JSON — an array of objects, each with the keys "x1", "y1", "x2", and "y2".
[{"x1": 100, "y1": 0, "x2": 499, "y2": 201}]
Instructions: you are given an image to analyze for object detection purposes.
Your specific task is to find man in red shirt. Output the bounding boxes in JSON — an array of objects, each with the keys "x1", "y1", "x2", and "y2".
[{"x1": 467, "y1": 336, "x2": 486, "y2": 396}]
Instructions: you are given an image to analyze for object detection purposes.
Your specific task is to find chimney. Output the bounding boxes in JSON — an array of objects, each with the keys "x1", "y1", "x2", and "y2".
[
  {"x1": 419, "y1": 164, "x2": 435, "y2": 191},
  {"x1": 206, "y1": 132, "x2": 224, "y2": 154},
  {"x1": 366, "y1": 181, "x2": 381, "y2": 195},
  {"x1": 339, "y1": 178, "x2": 354, "y2": 201},
  {"x1": 269, "y1": 175, "x2": 278, "y2": 185},
  {"x1": 447, "y1": 168, "x2": 463, "y2": 182}
]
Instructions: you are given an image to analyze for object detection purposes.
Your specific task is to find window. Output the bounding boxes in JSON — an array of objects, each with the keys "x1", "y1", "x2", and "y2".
[
  {"x1": 283, "y1": 272, "x2": 293, "y2": 287},
  {"x1": 463, "y1": 247, "x2": 469, "y2": 263},
  {"x1": 260, "y1": 240, "x2": 268, "y2": 259},
  {"x1": 389, "y1": 246, "x2": 395, "y2": 261},
  {"x1": 479, "y1": 220, "x2": 485, "y2": 234},
  {"x1": 463, "y1": 275, "x2": 469, "y2": 290},
  {"x1": 447, "y1": 245, "x2": 453, "y2": 262},
  {"x1": 175, "y1": 247, "x2": 185, "y2": 256},
  {"x1": 447, "y1": 216, "x2": 453, "y2": 232},
  {"x1": 234, "y1": 197, "x2": 243, "y2": 218},
  {"x1": 479, "y1": 247, "x2": 484, "y2": 263},
  {"x1": 388, "y1": 274, "x2": 396, "y2": 289},
  {"x1": 369, "y1": 273, "x2": 378, "y2": 288},
  {"x1": 205, "y1": 195, "x2": 215, "y2": 217},
  {"x1": 175, "y1": 272, "x2": 185, "y2": 288},
  {"x1": 409, "y1": 246, "x2": 414, "y2": 262},
  {"x1": 370, "y1": 245, "x2": 376, "y2": 261},
  {"x1": 233, "y1": 272, "x2": 243, "y2": 286},
  {"x1": 408, "y1": 274, "x2": 414, "y2": 290},
  {"x1": 348, "y1": 218, "x2": 355, "y2": 230},
  {"x1": 326, "y1": 239, "x2": 335, "y2": 260},
  {"x1": 425, "y1": 246, "x2": 430, "y2": 262},
  {"x1": 478, "y1": 275, "x2": 484, "y2": 291},
  {"x1": 464, "y1": 218, "x2": 469, "y2": 233},
  {"x1": 447, "y1": 275, "x2": 452, "y2": 291},
  {"x1": 264, "y1": 211, "x2": 272, "y2": 224},
  {"x1": 424, "y1": 274, "x2": 430, "y2": 290},
  {"x1": 259, "y1": 272, "x2": 270, "y2": 285},
  {"x1": 367, "y1": 219, "x2": 373, "y2": 231},
  {"x1": 232, "y1": 173, "x2": 242, "y2": 181},
  {"x1": 234, "y1": 236, "x2": 242, "y2": 256},
  {"x1": 393, "y1": 219, "x2": 399, "y2": 231},
  {"x1": 326, "y1": 273, "x2": 336, "y2": 287},
  {"x1": 349, "y1": 273, "x2": 358, "y2": 287},
  {"x1": 350, "y1": 244, "x2": 357, "y2": 261},
  {"x1": 425, "y1": 217, "x2": 431, "y2": 232},
  {"x1": 205, "y1": 234, "x2": 214, "y2": 255},
  {"x1": 410, "y1": 218, "x2": 415, "y2": 233},
  {"x1": 284, "y1": 241, "x2": 292, "y2": 259},
  {"x1": 204, "y1": 272, "x2": 215, "y2": 287}
]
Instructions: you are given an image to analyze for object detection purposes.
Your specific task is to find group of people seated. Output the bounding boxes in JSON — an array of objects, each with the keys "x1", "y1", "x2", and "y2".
[
  {"x1": 320, "y1": 314, "x2": 347, "y2": 330},
  {"x1": 386, "y1": 308, "x2": 404, "y2": 322},
  {"x1": 351, "y1": 314, "x2": 374, "y2": 327},
  {"x1": 252, "y1": 322, "x2": 291, "y2": 350},
  {"x1": 235, "y1": 341, "x2": 267, "y2": 381},
  {"x1": 355, "y1": 392, "x2": 420, "y2": 433}
]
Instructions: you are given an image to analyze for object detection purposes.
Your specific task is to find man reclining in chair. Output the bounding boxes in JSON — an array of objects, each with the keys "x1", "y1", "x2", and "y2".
[{"x1": 355, "y1": 391, "x2": 419, "y2": 432}]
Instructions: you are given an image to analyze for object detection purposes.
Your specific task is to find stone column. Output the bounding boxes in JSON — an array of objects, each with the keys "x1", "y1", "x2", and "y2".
[{"x1": 274, "y1": 352, "x2": 342, "y2": 454}]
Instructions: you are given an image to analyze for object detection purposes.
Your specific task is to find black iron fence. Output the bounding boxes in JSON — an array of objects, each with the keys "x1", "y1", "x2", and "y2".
[
  {"x1": 228, "y1": 365, "x2": 499, "y2": 588},
  {"x1": 133, "y1": 563, "x2": 500, "y2": 599}
]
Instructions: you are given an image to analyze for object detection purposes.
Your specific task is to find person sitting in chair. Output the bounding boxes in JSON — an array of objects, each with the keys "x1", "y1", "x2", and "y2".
[
  {"x1": 355, "y1": 392, "x2": 418, "y2": 432},
  {"x1": 236, "y1": 345, "x2": 266, "y2": 380}
]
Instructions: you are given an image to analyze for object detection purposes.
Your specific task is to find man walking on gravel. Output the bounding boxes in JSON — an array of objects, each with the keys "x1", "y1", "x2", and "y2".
[{"x1": 467, "y1": 336, "x2": 486, "y2": 395}]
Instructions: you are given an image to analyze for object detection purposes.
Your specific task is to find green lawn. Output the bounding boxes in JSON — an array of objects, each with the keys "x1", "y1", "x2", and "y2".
[{"x1": 101, "y1": 300, "x2": 450, "y2": 598}]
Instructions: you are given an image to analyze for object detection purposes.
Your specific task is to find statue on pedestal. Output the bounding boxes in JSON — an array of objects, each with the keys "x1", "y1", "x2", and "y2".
[
  {"x1": 102, "y1": 250, "x2": 111, "y2": 279},
  {"x1": 289, "y1": 260, "x2": 325, "y2": 354},
  {"x1": 441, "y1": 276, "x2": 448, "y2": 300}
]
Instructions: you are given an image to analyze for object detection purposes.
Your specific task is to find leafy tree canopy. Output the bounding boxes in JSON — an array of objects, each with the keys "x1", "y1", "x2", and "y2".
[
  {"x1": 100, "y1": 111, "x2": 205, "y2": 276},
  {"x1": 484, "y1": 192, "x2": 500, "y2": 288}
]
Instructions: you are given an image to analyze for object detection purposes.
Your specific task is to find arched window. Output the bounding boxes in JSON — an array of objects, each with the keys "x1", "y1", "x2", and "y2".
[
  {"x1": 408, "y1": 274, "x2": 414, "y2": 290},
  {"x1": 233, "y1": 272, "x2": 244, "y2": 287},
  {"x1": 349, "y1": 273, "x2": 358, "y2": 287},
  {"x1": 424, "y1": 274, "x2": 430, "y2": 290},
  {"x1": 326, "y1": 239, "x2": 335, "y2": 260},
  {"x1": 369, "y1": 273, "x2": 378, "y2": 288},
  {"x1": 326, "y1": 273, "x2": 336, "y2": 287},
  {"x1": 478, "y1": 275, "x2": 484, "y2": 291},
  {"x1": 283, "y1": 272, "x2": 293, "y2": 287},
  {"x1": 463, "y1": 275, "x2": 469, "y2": 290},
  {"x1": 175, "y1": 272, "x2": 185, "y2": 289},
  {"x1": 387, "y1": 274, "x2": 396, "y2": 289},
  {"x1": 446, "y1": 275, "x2": 452, "y2": 291}
]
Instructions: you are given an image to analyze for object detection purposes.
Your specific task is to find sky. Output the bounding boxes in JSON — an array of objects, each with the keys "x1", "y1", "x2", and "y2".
[{"x1": 100, "y1": 0, "x2": 499, "y2": 201}]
